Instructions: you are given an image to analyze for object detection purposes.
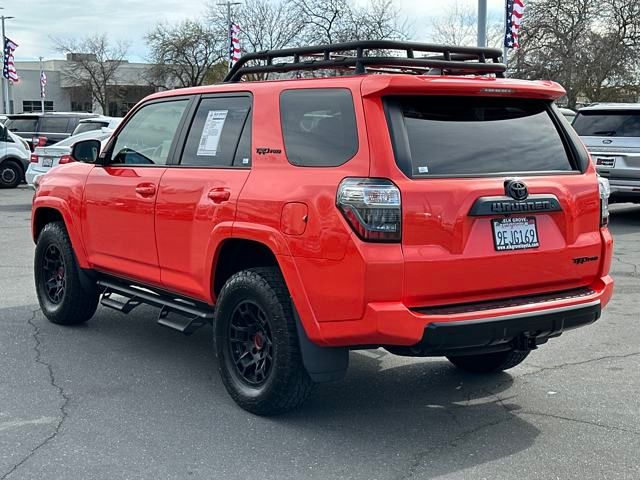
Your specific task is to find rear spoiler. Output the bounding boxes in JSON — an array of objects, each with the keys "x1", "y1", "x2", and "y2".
[{"x1": 361, "y1": 76, "x2": 566, "y2": 101}]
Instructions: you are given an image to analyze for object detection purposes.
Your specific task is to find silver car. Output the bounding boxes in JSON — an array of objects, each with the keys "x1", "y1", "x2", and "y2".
[
  {"x1": 25, "y1": 129, "x2": 113, "y2": 188},
  {"x1": 573, "y1": 103, "x2": 640, "y2": 203}
]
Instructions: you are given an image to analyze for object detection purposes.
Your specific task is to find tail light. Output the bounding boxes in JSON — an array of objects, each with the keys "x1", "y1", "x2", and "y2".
[
  {"x1": 58, "y1": 154, "x2": 75, "y2": 165},
  {"x1": 598, "y1": 176, "x2": 610, "y2": 227},
  {"x1": 30, "y1": 154, "x2": 39, "y2": 163},
  {"x1": 32, "y1": 136, "x2": 48, "y2": 148},
  {"x1": 337, "y1": 178, "x2": 401, "y2": 242}
]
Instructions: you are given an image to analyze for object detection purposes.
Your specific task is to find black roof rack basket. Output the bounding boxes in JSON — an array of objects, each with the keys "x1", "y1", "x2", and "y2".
[{"x1": 223, "y1": 40, "x2": 506, "y2": 82}]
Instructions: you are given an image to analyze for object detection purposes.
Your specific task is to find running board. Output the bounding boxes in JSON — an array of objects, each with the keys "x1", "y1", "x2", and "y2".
[{"x1": 97, "y1": 278, "x2": 214, "y2": 335}]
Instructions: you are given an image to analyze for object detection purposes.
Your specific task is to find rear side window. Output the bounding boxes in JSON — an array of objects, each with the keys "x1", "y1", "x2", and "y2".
[
  {"x1": 181, "y1": 96, "x2": 251, "y2": 167},
  {"x1": 6, "y1": 118, "x2": 37, "y2": 132},
  {"x1": 280, "y1": 88, "x2": 358, "y2": 167},
  {"x1": 40, "y1": 117, "x2": 71, "y2": 133},
  {"x1": 573, "y1": 111, "x2": 640, "y2": 137},
  {"x1": 386, "y1": 96, "x2": 574, "y2": 177},
  {"x1": 73, "y1": 122, "x2": 107, "y2": 135}
]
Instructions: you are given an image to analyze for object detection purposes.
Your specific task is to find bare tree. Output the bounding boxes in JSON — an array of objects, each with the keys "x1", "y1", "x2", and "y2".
[
  {"x1": 429, "y1": 0, "x2": 504, "y2": 48},
  {"x1": 146, "y1": 20, "x2": 225, "y2": 88},
  {"x1": 208, "y1": 0, "x2": 303, "y2": 53},
  {"x1": 511, "y1": 0, "x2": 640, "y2": 108},
  {"x1": 53, "y1": 34, "x2": 129, "y2": 114}
]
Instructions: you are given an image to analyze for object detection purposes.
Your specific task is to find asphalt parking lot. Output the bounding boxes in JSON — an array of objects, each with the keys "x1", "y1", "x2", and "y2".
[{"x1": 1, "y1": 185, "x2": 639, "y2": 480}]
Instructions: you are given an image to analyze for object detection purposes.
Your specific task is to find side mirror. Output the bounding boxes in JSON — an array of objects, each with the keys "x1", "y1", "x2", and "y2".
[{"x1": 71, "y1": 139, "x2": 102, "y2": 163}]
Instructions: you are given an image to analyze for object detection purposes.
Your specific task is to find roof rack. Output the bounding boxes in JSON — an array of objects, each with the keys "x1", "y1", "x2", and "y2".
[{"x1": 223, "y1": 40, "x2": 506, "y2": 83}]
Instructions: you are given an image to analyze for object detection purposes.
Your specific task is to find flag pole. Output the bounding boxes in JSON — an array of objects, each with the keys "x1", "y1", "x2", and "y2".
[
  {"x1": 39, "y1": 57, "x2": 44, "y2": 113},
  {"x1": 477, "y1": 0, "x2": 487, "y2": 47},
  {"x1": 218, "y1": 1, "x2": 241, "y2": 72},
  {"x1": 503, "y1": 0, "x2": 509, "y2": 73},
  {"x1": 1, "y1": 13, "x2": 11, "y2": 114}
]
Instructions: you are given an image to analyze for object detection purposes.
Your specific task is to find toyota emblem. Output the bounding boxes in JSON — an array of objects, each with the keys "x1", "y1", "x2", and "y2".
[{"x1": 505, "y1": 179, "x2": 528, "y2": 201}]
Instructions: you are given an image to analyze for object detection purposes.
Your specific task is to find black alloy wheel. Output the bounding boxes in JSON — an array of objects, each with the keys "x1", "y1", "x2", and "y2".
[
  {"x1": 229, "y1": 300, "x2": 274, "y2": 386},
  {"x1": 41, "y1": 244, "x2": 66, "y2": 304}
]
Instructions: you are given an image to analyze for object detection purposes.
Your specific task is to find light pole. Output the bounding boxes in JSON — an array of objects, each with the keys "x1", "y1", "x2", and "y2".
[
  {"x1": 0, "y1": 8, "x2": 15, "y2": 114},
  {"x1": 218, "y1": 1, "x2": 241, "y2": 72},
  {"x1": 477, "y1": 0, "x2": 487, "y2": 48},
  {"x1": 39, "y1": 56, "x2": 44, "y2": 113}
]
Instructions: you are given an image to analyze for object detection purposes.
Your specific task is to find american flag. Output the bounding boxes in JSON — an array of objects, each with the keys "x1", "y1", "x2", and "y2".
[
  {"x1": 3, "y1": 37, "x2": 19, "y2": 82},
  {"x1": 40, "y1": 69, "x2": 47, "y2": 98},
  {"x1": 230, "y1": 23, "x2": 241, "y2": 67},
  {"x1": 504, "y1": 0, "x2": 525, "y2": 49}
]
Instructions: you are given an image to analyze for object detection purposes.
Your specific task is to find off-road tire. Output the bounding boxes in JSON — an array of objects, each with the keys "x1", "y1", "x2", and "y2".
[
  {"x1": 0, "y1": 160, "x2": 22, "y2": 188},
  {"x1": 214, "y1": 267, "x2": 314, "y2": 415},
  {"x1": 447, "y1": 349, "x2": 530, "y2": 373},
  {"x1": 34, "y1": 222, "x2": 99, "y2": 325}
]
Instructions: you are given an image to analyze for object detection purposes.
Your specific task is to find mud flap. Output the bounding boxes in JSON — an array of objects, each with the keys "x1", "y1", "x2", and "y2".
[{"x1": 293, "y1": 309, "x2": 349, "y2": 383}]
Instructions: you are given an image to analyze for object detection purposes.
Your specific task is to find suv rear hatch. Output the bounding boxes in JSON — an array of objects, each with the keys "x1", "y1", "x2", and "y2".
[
  {"x1": 573, "y1": 108, "x2": 640, "y2": 182},
  {"x1": 369, "y1": 88, "x2": 603, "y2": 308}
]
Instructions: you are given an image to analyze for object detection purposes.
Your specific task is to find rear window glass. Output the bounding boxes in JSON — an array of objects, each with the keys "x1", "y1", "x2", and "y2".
[
  {"x1": 572, "y1": 111, "x2": 640, "y2": 137},
  {"x1": 280, "y1": 88, "x2": 358, "y2": 167},
  {"x1": 40, "y1": 117, "x2": 71, "y2": 133},
  {"x1": 6, "y1": 118, "x2": 37, "y2": 132},
  {"x1": 73, "y1": 122, "x2": 108, "y2": 135},
  {"x1": 386, "y1": 96, "x2": 574, "y2": 176}
]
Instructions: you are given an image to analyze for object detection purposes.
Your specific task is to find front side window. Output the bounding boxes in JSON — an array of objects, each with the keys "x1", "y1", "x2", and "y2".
[
  {"x1": 111, "y1": 100, "x2": 188, "y2": 166},
  {"x1": 386, "y1": 96, "x2": 574, "y2": 177},
  {"x1": 180, "y1": 96, "x2": 251, "y2": 167},
  {"x1": 280, "y1": 88, "x2": 358, "y2": 167}
]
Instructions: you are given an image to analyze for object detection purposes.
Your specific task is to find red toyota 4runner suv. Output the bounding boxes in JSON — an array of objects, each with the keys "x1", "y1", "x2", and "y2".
[{"x1": 32, "y1": 42, "x2": 614, "y2": 415}]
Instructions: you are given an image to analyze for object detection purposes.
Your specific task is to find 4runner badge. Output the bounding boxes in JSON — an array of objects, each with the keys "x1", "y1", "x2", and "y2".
[{"x1": 256, "y1": 147, "x2": 282, "y2": 155}]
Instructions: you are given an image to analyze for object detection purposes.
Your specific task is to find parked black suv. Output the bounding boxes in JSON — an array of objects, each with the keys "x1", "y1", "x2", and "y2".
[{"x1": 5, "y1": 112, "x2": 98, "y2": 150}]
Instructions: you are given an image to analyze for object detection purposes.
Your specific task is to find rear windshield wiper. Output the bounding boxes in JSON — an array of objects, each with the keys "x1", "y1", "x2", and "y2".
[{"x1": 592, "y1": 130, "x2": 617, "y2": 136}]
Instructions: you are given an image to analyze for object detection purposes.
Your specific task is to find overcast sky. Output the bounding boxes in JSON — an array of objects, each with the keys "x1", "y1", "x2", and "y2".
[{"x1": 8, "y1": 0, "x2": 506, "y2": 62}]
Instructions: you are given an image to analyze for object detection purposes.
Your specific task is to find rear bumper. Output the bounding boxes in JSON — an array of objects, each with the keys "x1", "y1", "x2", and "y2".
[
  {"x1": 315, "y1": 275, "x2": 613, "y2": 348},
  {"x1": 601, "y1": 177, "x2": 640, "y2": 202},
  {"x1": 25, "y1": 164, "x2": 48, "y2": 188}
]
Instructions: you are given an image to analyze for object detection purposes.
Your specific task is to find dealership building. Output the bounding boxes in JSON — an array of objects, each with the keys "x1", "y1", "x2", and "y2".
[{"x1": 9, "y1": 55, "x2": 158, "y2": 116}]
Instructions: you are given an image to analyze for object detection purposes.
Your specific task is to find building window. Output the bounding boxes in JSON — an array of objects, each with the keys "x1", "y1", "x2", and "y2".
[{"x1": 23, "y1": 100, "x2": 54, "y2": 113}]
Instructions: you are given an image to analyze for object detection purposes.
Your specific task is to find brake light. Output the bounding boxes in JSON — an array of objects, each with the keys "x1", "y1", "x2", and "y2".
[
  {"x1": 30, "y1": 154, "x2": 39, "y2": 163},
  {"x1": 32, "y1": 136, "x2": 48, "y2": 148},
  {"x1": 58, "y1": 154, "x2": 75, "y2": 165},
  {"x1": 598, "y1": 176, "x2": 610, "y2": 227},
  {"x1": 337, "y1": 178, "x2": 401, "y2": 242}
]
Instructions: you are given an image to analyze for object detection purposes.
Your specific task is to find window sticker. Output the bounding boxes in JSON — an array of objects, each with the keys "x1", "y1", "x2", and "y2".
[
  {"x1": 197, "y1": 110, "x2": 228, "y2": 156},
  {"x1": 418, "y1": 166, "x2": 429, "y2": 174}
]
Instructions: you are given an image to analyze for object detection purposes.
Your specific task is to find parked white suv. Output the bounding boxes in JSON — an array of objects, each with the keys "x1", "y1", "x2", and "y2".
[
  {"x1": 0, "y1": 124, "x2": 30, "y2": 188},
  {"x1": 573, "y1": 103, "x2": 640, "y2": 203}
]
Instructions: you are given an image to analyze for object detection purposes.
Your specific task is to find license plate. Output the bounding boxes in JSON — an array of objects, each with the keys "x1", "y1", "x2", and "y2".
[
  {"x1": 42, "y1": 157, "x2": 53, "y2": 167},
  {"x1": 595, "y1": 156, "x2": 616, "y2": 167},
  {"x1": 491, "y1": 217, "x2": 540, "y2": 251}
]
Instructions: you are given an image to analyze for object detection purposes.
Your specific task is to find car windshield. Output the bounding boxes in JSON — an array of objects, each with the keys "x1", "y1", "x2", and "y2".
[
  {"x1": 572, "y1": 110, "x2": 640, "y2": 137},
  {"x1": 386, "y1": 96, "x2": 574, "y2": 177}
]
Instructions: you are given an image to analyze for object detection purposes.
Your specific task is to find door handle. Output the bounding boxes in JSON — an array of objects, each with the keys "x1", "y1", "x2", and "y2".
[
  {"x1": 135, "y1": 184, "x2": 157, "y2": 196},
  {"x1": 207, "y1": 188, "x2": 231, "y2": 203}
]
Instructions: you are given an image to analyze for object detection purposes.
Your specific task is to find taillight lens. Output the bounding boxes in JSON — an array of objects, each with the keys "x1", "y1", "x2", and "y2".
[
  {"x1": 32, "y1": 136, "x2": 47, "y2": 148},
  {"x1": 337, "y1": 178, "x2": 401, "y2": 242},
  {"x1": 30, "y1": 154, "x2": 39, "y2": 163},
  {"x1": 598, "y1": 176, "x2": 610, "y2": 227},
  {"x1": 58, "y1": 154, "x2": 75, "y2": 165}
]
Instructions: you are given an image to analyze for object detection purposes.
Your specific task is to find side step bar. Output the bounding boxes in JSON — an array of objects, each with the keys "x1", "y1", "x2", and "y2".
[{"x1": 97, "y1": 278, "x2": 214, "y2": 335}]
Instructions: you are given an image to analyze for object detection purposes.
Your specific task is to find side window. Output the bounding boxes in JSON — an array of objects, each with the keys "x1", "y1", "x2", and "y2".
[
  {"x1": 181, "y1": 96, "x2": 251, "y2": 167},
  {"x1": 111, "y1": 100, "x2": 188, "y2": 166},
  {"x1": 39, "y1": 117, "x2": 70, "y2": 133},
  {"x1": 280, "y1": 88, "x2": 358, "y2": 167}
]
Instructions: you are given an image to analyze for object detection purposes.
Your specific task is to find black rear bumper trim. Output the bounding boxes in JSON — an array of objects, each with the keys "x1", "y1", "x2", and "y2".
[{"x1": 415, "y1": 301, "x2": 601, "y2": 356}]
